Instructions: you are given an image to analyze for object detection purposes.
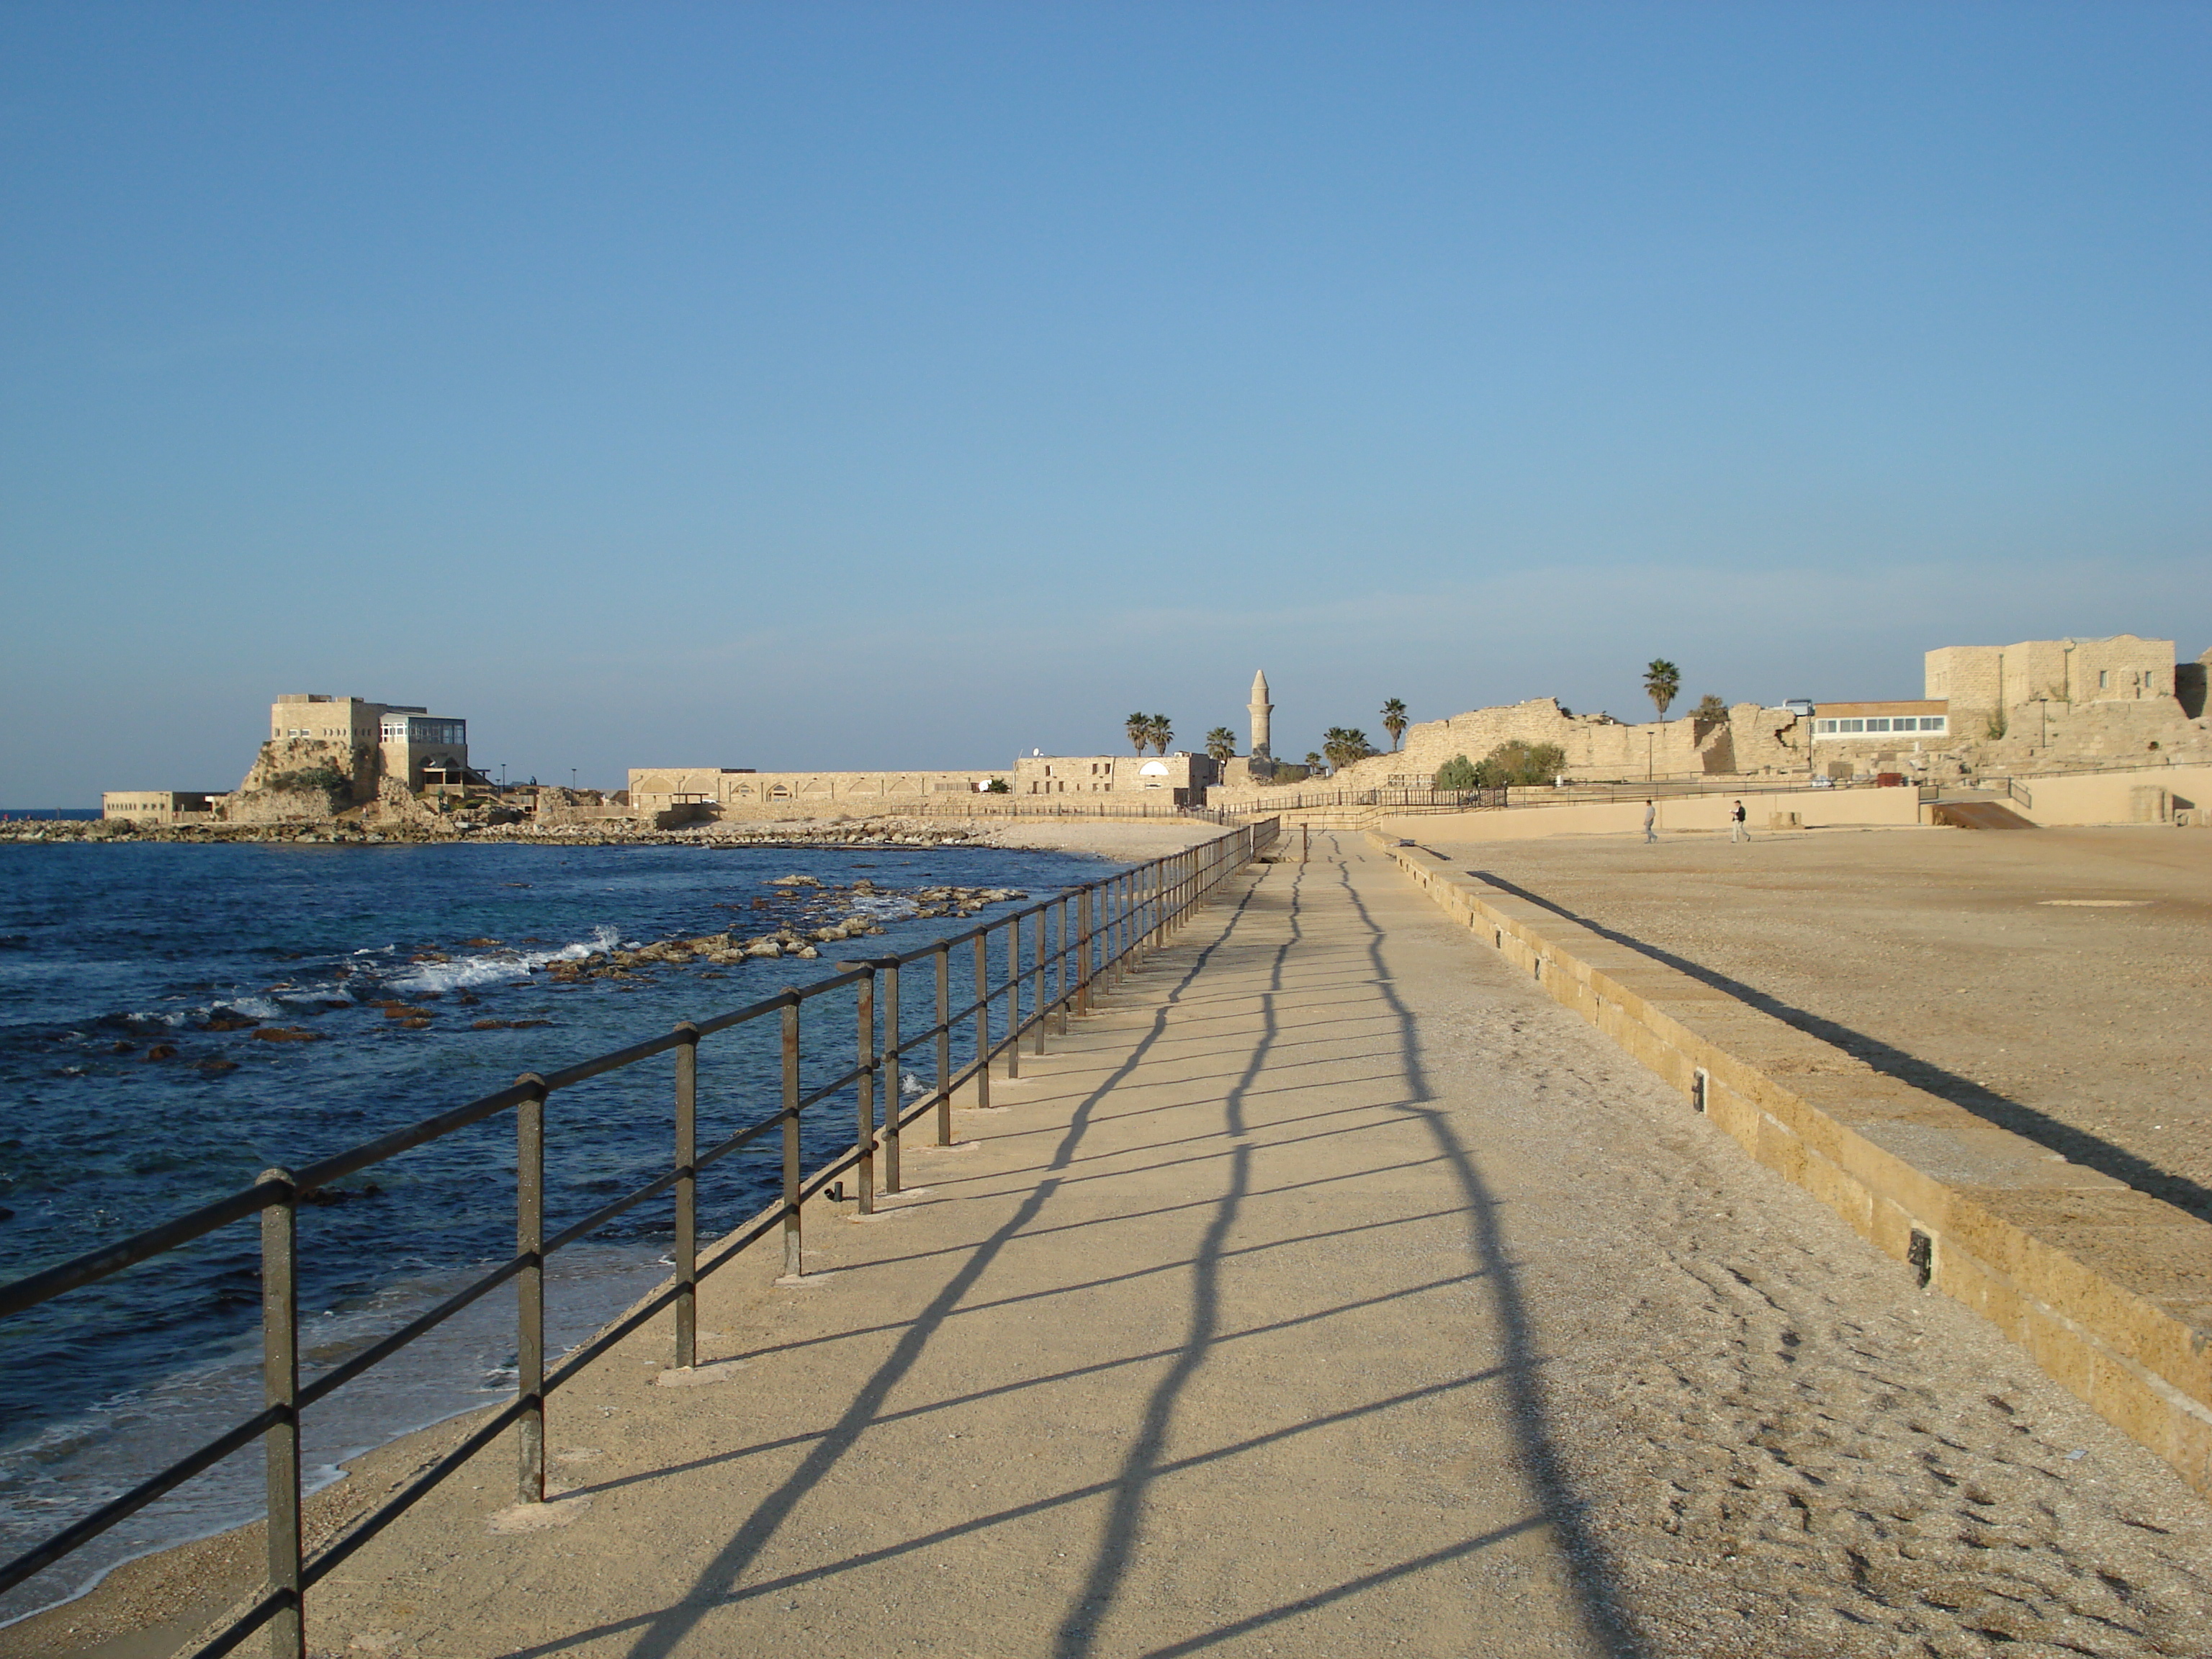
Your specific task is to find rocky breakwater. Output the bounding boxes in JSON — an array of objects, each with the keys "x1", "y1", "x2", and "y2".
[
  {"x1": 1, "y1": 816, "x2": 994, "y2": 848},
  {"x1": 539, "y1": 877, "x2": 1029, "y2": 985}
]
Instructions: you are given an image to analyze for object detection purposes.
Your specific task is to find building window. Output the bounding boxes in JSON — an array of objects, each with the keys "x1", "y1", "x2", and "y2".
[{"x1": 2099, "y1": 670, "x2": 2109, "y2": 689}]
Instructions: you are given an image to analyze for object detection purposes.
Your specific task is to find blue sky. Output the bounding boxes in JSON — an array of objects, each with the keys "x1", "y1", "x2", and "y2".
[{"x1": 3, "y1": 2, "x2": 2206, "y2": 802}]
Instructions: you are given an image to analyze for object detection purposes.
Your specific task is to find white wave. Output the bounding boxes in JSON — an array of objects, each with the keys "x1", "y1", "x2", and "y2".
[
  {"x1": 387, "y1": 925, "x2": 620, "y2": 996},
  {"x1": 846, "y1": 894, "x2": 920, "y2": 922}
]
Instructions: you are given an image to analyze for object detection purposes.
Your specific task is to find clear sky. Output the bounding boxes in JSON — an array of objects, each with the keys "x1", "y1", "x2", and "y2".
[{"x1": 3, "y1": 2, "x2": 2206, "y2": 804}]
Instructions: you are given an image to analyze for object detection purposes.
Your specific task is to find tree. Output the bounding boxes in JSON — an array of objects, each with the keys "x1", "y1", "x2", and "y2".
[
  {"x1": 1432, "y1": 754, "x2": 1479, "y2": 791},
  {"x1": 1205, "y1": 727, "x2": 1237, "y2": 763},
  {"x1": 1322, "y1": 727, "x2": 1375, "y2": 770},
  {"x1": 1644, "y1": 660, "x2": 1681, "y2": 720},
  {"x1": 1472, "y1": 741, "x2": 1568, "y2": 788},
  {"x1": 1125, "y1": 712, "x2": 1150, "y2": 755},
  {"x1": 1146, "y1": 714, "x2": 1174, "y2": 755},
  {"x1": 1691, "y1": 693, "x2": 1728, "y2": 723},
  {"x1": 1381, "y1": 698, "x2": 1408, "y2": 751},
  {"x1": 1303, "y1": 750, "x2": 1326, "y2": 777}
]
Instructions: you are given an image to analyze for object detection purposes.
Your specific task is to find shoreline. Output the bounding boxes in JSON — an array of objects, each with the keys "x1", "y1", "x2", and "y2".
[
  {"x1": 0, "y1": 814, "x2": 1231, "y2": 855},
  {"x1": 0, "y1": 1395, "x2": 508, "y2": 1659}
]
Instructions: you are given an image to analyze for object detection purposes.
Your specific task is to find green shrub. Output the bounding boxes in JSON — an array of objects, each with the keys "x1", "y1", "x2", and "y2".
[
  {"x1": 1473, "y1": 741, "x2": 1567, "y2": 788},
  {"x1": 262, "y1": 765, "x2": 349, "y2": 796},
  {"x1": 1432, "y1": 755, "x2": 1480, "y2": 791}
]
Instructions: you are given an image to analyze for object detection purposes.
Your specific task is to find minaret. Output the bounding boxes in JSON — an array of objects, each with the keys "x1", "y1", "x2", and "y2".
[{"x1": 1248, "y1": 670, "x2": 1273, "y2": 760}]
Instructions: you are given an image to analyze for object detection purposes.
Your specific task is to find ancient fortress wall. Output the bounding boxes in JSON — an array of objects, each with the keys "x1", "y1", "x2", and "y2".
[{"x1": 629, "y1": 766, "x2": 999, "y2": 821}]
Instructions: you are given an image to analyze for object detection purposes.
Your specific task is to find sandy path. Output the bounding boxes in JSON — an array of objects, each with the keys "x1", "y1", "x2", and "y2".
[{"x1": 59, "y1": 832, "x2": 2212, "y2": 1658}]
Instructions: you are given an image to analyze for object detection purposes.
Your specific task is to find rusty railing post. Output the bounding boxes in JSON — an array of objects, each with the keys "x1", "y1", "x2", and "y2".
[
  {"x1": 934, "y1": 940, "x2": 953, "y2": 1145},
  {"x1": 781, "y1": 997, "x2": 803, "y2": 1278},
  {"x1": 1005, "y1": 917, "x2": 1020, "y2": 1080},
  {"x1": 1076, "y1": 886, "x2": 1093, "y2": 1015},
  {"x1": 855, "y1": 968, "x2": 876, "y2": 1215},
  {"x1": 673, "y1": 1023, "x2": 698, "y2": 1370},
  {"x1": 881, "y1": 958, "x2": 903, "y2": 1194},
  {"x1": 973, "y1": 932, "x2": 992, "y2": 1108},
  {"x1": 260, "y1": 1169, "x2": 304, "y2": 1659},
  {"x1": 516, "y1": 1074, "x2": 547, "y2": 1505},
  {"x1": 1032, "y1": 907, "x2": 1047, "y2": 1053}
]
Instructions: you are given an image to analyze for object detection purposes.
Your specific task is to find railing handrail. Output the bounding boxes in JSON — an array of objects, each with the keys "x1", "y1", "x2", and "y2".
[
  {"x1": 1210, "y1": 775, "x2": 1907, "y2": 814},
  {"x1": 0, "y1": 818, "x2": 1280, "y2": 1656}
]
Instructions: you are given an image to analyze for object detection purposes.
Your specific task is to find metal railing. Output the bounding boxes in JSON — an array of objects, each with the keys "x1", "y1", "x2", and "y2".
[
  {"x1": 0, "y1": 819, "x2": 1279, "y2": 1658},
  {"x1": 1214, "y1": 776, "x2": 1897, "y2": 814}
]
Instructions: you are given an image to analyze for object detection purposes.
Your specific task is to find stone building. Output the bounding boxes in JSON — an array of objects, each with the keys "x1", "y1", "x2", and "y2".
[
  {"x1": 1012, "y1": 752, "x2": 1219, "y2": 806},
  {"x1": 1928, "y1": 635, "x2": 2175, "y2": 734},
  {"x1": 251, "y1": 693, "x2": 472, "y2": 800},
  {"x1": 1805, "y1": 701, "x2": 1953, "y2": 777},
  {"x1": 101, "y1": 790, "x2": 226, "y2": 824},
  {"x1": 1924, "y1": 635, "x2": 2208, "y2": 771},
  {"x1": 627, "y1": 767, "x2": 1000, "y2": 822}
]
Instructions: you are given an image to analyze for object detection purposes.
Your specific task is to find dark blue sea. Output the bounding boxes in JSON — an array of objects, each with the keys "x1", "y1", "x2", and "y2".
[{"x1": 0, "y1": 838, "x2": 1115, "y2": 1622}]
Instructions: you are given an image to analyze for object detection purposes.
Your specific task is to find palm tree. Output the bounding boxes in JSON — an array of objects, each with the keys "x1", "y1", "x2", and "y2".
[
  {"x1": 1322, "y1": 727, "x2": 1375, "y2": 770},
  {"x1": 1381, "y1": 698, "x2": 1408, "y2": 751},
  {"x1": 1147, "y1": 714, "x2": 1173, "y2": 756},
  {"x1": 1204, "y1": 727, "x2": 1237, "y2": 764},
  {"x1": 1125, "y1": 712, "x2": 1150, "y2": 755},
  {"x1": 1644, "y1": 660, "x2": 1681, "y2": 720},
  {"x1": 1303, "y1": 750, "x2": 1326, "y2": 777}
]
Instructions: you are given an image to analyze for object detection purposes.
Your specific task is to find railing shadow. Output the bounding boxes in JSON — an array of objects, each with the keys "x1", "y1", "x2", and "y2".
[
  {"x1": 1469, "y1": 869, "x2": 2212, "y2": 1225},
  {"x1": 1328, "y1": 842, "x2": 1647, "y2": 1658},
  {"x1": 598, "y1": 869, "x2": 1279, "y2": 1659}
]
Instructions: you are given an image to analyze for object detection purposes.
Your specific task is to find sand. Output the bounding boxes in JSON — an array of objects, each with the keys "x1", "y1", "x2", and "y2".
[{"x1": 1411, "y1": 822, "x2": 2212, "y2": 1225}]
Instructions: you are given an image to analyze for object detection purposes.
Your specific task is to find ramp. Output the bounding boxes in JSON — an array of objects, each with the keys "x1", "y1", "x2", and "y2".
[{"x1": 1932, "y1": 800, "x2": 2036, "y2": 830}]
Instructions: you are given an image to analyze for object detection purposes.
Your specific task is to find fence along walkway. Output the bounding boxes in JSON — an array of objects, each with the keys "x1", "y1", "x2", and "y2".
[
  {"x1": 0, "y1": 821, "x2": 1276, "y2": 1659},
  {"x1": 267, "y1": 830, "x2": 1631, "y2": 1658}
]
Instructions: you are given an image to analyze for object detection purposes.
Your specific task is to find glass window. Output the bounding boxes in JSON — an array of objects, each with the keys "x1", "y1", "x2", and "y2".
[{"x1": 1842, "y1": 719, "x2": 1864, "y2": 733}]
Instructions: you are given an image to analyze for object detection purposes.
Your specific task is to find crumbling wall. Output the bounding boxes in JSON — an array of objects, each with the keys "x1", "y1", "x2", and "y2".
[{"x1": 372, "y1": 775, "x2": 444, "y2": 830}]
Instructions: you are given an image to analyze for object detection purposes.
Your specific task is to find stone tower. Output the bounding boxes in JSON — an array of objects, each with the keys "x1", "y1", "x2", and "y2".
[{"x1": 1248, "y1": 670, "x2": 1273, "y2": 760}]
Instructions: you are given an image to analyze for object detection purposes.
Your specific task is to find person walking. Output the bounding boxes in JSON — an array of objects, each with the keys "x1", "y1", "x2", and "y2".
[
  {"x1": 1643, "y1": 799, "x2": 1658, "y2": 844},
  {"x1": 1731, "y1": 799, "x2": 1748, "y2": 842}
]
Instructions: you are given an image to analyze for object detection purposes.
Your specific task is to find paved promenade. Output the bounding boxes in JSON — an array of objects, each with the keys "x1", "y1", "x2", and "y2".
[{"x1": 304, "y1": 837, "x2": 2212, "y2": 1659}]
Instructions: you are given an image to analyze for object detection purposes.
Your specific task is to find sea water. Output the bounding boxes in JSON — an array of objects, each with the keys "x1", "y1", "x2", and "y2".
[{"x1": 0, "y1": 837, "x2": 1115, "y2": 1622}]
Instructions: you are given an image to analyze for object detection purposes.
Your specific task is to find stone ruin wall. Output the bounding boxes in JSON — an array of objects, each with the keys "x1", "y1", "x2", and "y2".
[{"x1": 1215, "y1": 699, "x2": 1812, "y2": 804}]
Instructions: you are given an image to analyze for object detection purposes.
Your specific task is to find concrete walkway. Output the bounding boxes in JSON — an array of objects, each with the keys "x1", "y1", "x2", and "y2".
[{"x1": 305, "y1": 838, "x2": 2212, "y2": 1659}]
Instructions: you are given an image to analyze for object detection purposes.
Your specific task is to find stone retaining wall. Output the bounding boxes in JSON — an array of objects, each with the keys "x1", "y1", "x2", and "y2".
[{"x1": 1369, "y1": 832, "x2": 2212, "y2": 1498}]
